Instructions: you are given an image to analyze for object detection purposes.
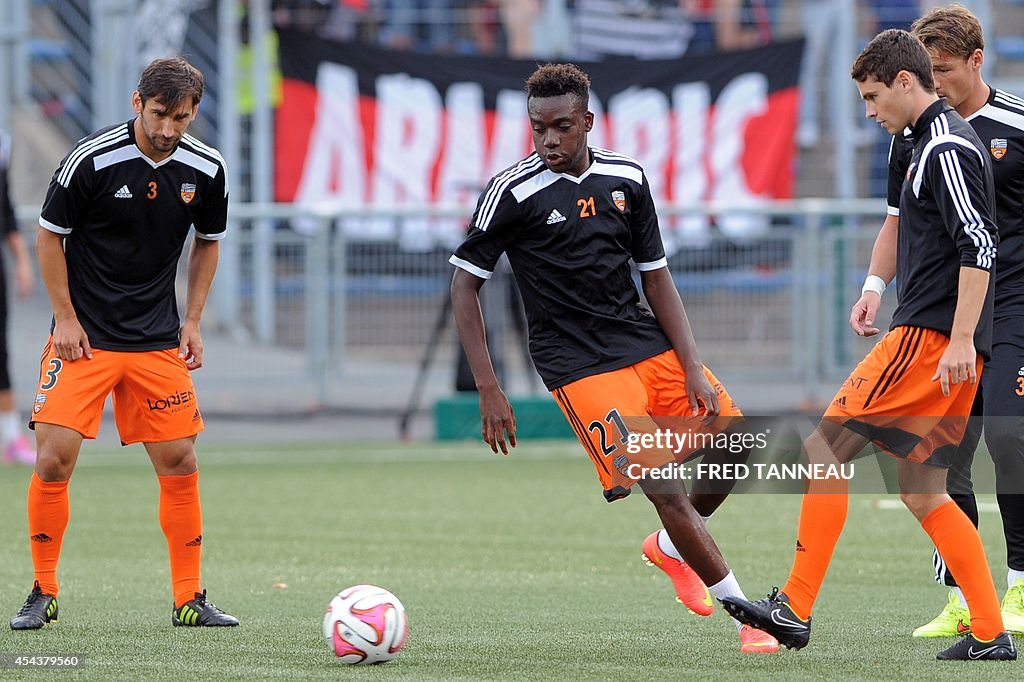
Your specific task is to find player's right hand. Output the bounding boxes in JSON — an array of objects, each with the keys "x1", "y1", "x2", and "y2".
[
  {"x1": 479, "y1": 385, "x2": 516, "y2": 455},
  {"x1": 52, "y1": 318, "x2": 93, "y2": 361},
  {"x1": 849, "y1": 292, "x2": 881, "y2": 337}
]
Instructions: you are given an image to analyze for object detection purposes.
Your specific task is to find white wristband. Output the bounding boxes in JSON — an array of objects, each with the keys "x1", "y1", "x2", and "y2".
[{"x1": 862, "y1": 274, "x2": 886, "y2": 297}]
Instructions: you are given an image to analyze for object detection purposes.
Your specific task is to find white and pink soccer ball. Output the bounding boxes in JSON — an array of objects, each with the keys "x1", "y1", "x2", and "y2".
[{"x1": 323, "y1": 585, "x2": 408, "y2": 664}]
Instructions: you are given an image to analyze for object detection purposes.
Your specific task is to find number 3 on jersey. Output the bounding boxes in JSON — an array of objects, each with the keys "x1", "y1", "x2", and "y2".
[{"x1": 148, "y1": 181, "x2": 157, "y2": 199}]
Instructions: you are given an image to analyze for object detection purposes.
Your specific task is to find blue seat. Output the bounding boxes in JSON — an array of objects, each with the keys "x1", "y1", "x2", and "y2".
[
  {"x1": 994, "y1": 37, "x2": 1024, "y2": 61},
  {"x1": 28, "y1": 38, "x2": 70, "y2": 61}
]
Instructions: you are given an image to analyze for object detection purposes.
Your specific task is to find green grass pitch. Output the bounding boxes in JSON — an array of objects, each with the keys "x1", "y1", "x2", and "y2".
[{"x1": 0, "y1": 441, "x2": 1013, "y2": 680}]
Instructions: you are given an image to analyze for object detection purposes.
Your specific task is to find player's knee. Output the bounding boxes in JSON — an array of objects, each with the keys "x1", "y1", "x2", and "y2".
[
  {"x1": 33, "y1": 447, "x2": 74, "y2": 481},
  {"x1": 642, "y1": 485, "x2": 691, "y2": 515},
  {"x1": 163, "y1": 450, "x2": 198, "y2": 475},
  {"x1": 147, "y1": 439, "x2": 198, "y2": 475},
  {"x1": 900, "y1": 492, "x2": 944, "y2": 521}
]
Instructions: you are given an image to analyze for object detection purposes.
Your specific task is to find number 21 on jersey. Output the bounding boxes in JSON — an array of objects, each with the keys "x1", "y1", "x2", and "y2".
[{"x1": 577, "y1": 196, "x2": 595, "y2": 218}]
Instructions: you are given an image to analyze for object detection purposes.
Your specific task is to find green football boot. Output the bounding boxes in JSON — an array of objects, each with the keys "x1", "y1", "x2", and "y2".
[{"x1": 913, "y1": 589, "x2": 970, "y2": 638}]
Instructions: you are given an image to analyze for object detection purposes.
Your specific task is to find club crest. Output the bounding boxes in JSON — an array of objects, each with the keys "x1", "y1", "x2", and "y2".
[
  {"x1": 180, "y1": 182, "x2": 197, "y2": 204},
  {"x1": 991, "y1": 138, "x2": 1007, "y2": 160},
  {"x1": 611, "y1": 190, "x2": 626, "y2": 212}
]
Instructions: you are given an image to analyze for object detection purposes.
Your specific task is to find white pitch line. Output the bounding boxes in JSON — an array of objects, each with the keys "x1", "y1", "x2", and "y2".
[{"x1": 874, "y1": 499, "x2": 1000, "y2": 513}]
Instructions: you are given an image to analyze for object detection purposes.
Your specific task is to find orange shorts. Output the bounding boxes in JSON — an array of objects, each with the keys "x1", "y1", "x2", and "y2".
[
  {"x1": 824, "y1": 326, "x2": 981, "y2": 466},
  {"x1": 30, "y1": 338, "x2": 205, "y2": 444},
  {"x1": 551, "y1": 350, "x2": 743, "y2": 501}
]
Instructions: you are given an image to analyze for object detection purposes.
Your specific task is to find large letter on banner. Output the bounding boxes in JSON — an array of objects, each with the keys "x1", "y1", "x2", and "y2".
[{"x1": 276, "y1": 32, "x2": 803, "y2": 247}]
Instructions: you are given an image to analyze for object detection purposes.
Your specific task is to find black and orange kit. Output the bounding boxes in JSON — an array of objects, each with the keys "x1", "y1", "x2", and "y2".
[
  {"x1": 830, "y1": 99, "x2": 998, "y2": 465},
  {"x1": 451, "y1": 148, "x2": 742, "y2": 499},
  {"x1": 34, "y1": 119, "x2": 228, "y2": 443},
  {"x1": 890, "y1": 89, "x2": 1024, "y2": 581}
]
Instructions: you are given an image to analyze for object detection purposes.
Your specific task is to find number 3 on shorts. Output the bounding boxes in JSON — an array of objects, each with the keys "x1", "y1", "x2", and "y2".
[{"x1": 41, "y1": 358, "x2": 63, "y2": 391}]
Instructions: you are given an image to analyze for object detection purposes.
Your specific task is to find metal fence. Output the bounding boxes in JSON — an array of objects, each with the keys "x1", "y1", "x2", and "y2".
[
  {"x1": 14, "y1": 201, "x2": 895, "y2": 420},
  {"x1": 154, "y1": 200, "x2": 900, "y2": 414}
]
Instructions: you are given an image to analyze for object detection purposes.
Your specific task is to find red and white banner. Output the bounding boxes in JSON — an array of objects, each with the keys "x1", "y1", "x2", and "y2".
[{"x1": 276, "y1": 30, "x2": 803, "y2": 246}]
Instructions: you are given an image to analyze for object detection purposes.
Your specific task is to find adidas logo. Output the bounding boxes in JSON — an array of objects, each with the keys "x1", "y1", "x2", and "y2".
[
  {"x1": 796, "y1": 539, "x2": 805, "y2": 552},
  {"x1": 546, "y1": 209, "x2": 566, "y2": 224},
  {"x1": 185, "y1": 535, "x2": 203, "y2": 547},
  {"x1": 114, "y1": 185, "x2": 132, "y2": 199},
  {"x1": 176, "y1": 603, "x2": 200, "y2": 626},
  {"x1": 31, "y1": 533, "x2": 53, "y2": 543}
]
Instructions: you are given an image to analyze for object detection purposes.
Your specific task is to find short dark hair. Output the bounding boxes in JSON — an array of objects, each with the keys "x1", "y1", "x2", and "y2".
[
  {"x1": 525, "y1": 63, "x2": 590, "y2": 110},
  {"x1": 851, "y1": 29, "x2": 935, "y2": 92},
  {"x1": 137, "y1": 57, "x2": 205, "y2": 110},
  {"x1": 912, "y1": 4, "x2": 985, "y2": 60}
]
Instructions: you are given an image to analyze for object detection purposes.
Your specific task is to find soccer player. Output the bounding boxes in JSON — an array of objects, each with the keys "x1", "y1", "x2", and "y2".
[
  {"x1": 0, "y1": 128, "x2": 35, "y2": 465},
  {"x1": 720, "y1": 29, "x2": 1016, "y2": 661},
  {"x1": 8, "y1": 57, "x2": 238, "y2": 630},
  {"x1": 849, "y1": 5, "x2": 1024, "y2": 638},
  {"x1": 449, "y1": 62, "x2": 778, "y2": 653}
]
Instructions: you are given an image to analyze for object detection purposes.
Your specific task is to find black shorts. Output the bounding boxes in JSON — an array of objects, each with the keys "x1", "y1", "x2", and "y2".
[
  {"x1": 0, "y1": 268, "x2": 8, "y2": 391},
  {"x1": 982, "y1": 316, "x2": 1024, "y2": 417}
]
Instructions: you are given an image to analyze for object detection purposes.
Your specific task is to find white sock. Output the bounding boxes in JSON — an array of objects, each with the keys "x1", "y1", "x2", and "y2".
[
  {"x1": 1008, "y1": 569, "x2": 1024, "y2": 591},
  {"x1": 0, "y1": 410, "x2": 19, "y2": 445},
  {"x1": 657, "y1": 516, "x2": 713, "y2": 563},
  {"x1": 953, "y1": 586, "x2": 968, "y2": 609},
  {"x1": 657, "y1": 529, "x2": 683, "y2": 561},
  {"x1": 707, "y1": 571, "x2": 746, "y2": 630}
]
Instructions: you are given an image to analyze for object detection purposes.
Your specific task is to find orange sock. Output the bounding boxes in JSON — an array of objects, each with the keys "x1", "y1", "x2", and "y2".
[
  {"x1": 921, "y1": 501, "x2": 1003, "y2": 640},
  {"x1": 158, "y1": 471, "x2": 203, "y2": 608},
  {"x1": 27, "y1": 472, "x2": 70, "y2": 597},
  {"x1": 781, "y1": 490, "x2": 849, "y2": 620}
]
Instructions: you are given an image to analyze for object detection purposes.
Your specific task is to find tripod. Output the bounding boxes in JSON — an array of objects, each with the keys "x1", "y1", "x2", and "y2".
[{"x1": 397, "y1": 268, "x2": 536, "y2": 440}]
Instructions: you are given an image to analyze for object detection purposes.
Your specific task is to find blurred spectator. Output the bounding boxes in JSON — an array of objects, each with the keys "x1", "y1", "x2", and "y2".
[
  {"x1": 796, "y1": 0, "x2": 875, "y2": 149},
  {"x1": 271, "y1": 0, "x2": 334, "y2": 31},
  {"x1": 499, "y1": 0, "x2": 541, "y2": 58},
  {"x1": 571, "y1": 0, "x2": 694, "y2": 60},
  {"x1": 466, "y1": 1, "x2": 503, "y2": 55},
  {"x1": 322, "y1": 0, "x2": 374, "y2": 42},
  {"x1": 687, "y1": 0, "x2": 775, "y2": 54},
  {"x1": 796, "y1": 0, "x2": 839, "y2": 148},
  {"x1": 865, "y1": 0, "x2": 917, "y2": 31},
  {"x1": 0, "y1": 129, "x2": 35, "y2": 466},
  {"x1": 377, "y1": 0, "x2": 459, "y2": 52}
]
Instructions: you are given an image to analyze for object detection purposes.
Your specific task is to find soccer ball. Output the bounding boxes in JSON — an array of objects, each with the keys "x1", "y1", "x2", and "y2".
[{"x1": 323, "y1": 584, "x2": 409, "y2": 664}]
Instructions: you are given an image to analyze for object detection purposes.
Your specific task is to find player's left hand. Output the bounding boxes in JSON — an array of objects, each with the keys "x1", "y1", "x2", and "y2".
[
  {"x1": 686, "y1": 367, "x2": 720, "y2": 426},
  {"x1": 178, "y1": 320, "x2": 204, "y2": 370},
  {"x1": 14, "y1": 260, "x2": 32, "y2": 298},
  {"x1": 931, "y1": 337, "x2": 977, "y2": 397}
]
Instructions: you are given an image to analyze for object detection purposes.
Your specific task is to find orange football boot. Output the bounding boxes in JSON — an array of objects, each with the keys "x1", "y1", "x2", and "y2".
[
  {"x1": 739, "y1": 624, "x2": 780, "y2": 653},
  {"x1": 641, "y1": 530, "x2": 713, "y2": 616}
]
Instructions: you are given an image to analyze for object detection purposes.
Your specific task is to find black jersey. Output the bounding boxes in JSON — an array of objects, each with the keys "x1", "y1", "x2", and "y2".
[
  {"x1": 39, "y1": 120, "x2": 228, "y2": 351},
  {"x1": 889, "y1": 88, "x2": 1024, "y2": 321},
  {"x1": 450, "y1": 148, "x2": 673, "y2": 390},
  {"x1": 890, "y1": 99, "x2": 997, "y2": 357},
  {"x1": 0, "y1": 129, "x2": 14, "y2": 287},
  {"x1": 0, "y1": 129, "x2": 15, "y2": 238}
]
